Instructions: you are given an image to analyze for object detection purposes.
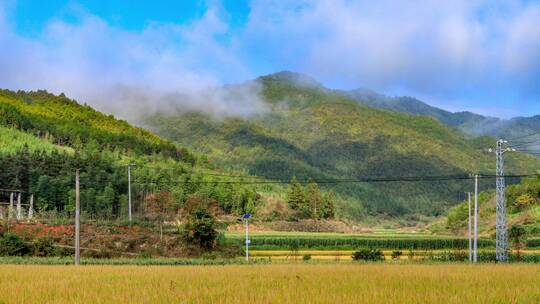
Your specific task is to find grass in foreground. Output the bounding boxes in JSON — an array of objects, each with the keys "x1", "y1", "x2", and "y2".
[{"x1": 0, "y1": 264, "x2": 538, "y2": 303}]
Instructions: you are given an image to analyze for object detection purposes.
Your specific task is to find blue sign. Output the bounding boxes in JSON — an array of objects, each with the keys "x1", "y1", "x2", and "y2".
[{"x1": 242, "y1": 213, "x2": 252, "y2": 220}]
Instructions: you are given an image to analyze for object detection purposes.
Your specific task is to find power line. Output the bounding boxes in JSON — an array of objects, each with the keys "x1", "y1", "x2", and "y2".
[
  {"x1": 131, "y1": 173, "x2": 540, "y2": 185},
  {"x1": 510, "y1": 139, "x2": 540, "y2": 144},
  {"x1": 507, "y1": 131, "x2": 540, "y2": 141},
  {"x1": 512, "y1": 149, "x2": 540, "y2": 156},
  {"x1": 129, "y1": 165, "x2": 263, "y2": 179},
  {"x1": 119, "y1": 154, "x2": 540, "y2": 185},
  {"x1": 509, "y1": 141, "x2": 540, "y2": 149},
  {"x1": 514, "y1": 150, "x2": 540, "y2": 154}
]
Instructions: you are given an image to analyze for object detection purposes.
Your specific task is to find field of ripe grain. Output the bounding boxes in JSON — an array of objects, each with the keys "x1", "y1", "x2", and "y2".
[
  {"x1": 250, "y1": 249, "x2": 540, "y2": 260},
  {"x1": 0, "y1": 264, "x2": 538, "y2": 303}
]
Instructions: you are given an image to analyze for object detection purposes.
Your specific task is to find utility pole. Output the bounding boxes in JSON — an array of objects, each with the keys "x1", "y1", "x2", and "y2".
[
  {"x1": 467, "y1": 192, "x2": 472, "y2": 262},
  {"x1": 127, "y1": 164, "x2": 135, "y2": 222},
  {"x1": 242, "y1": 214, "x2": 252, "y2": 261},
  {"x1": 496, "y1": 140, "x2": 508, "y2": 262},
  {"x1": 75, "y1": 169, "x2": 80, "y2": 266},
  {"x1": 8, "y1": 192, "x2": 13, "y2": 220},
  {"x1": 245, "y1": 219, "x2": 249, "y2": 261},
  {"x1": 474, "y1": 175, "x2": 478, "y2": 263},
  {"x1": 16, "y1": 192, "x2": 22, "y2": 220},
  {"x1": 28, "y1": 194, "x2": 34, "y2": 220},
  {"x1": 489, "y1": 140, "x2": 515, "y2": 262}
]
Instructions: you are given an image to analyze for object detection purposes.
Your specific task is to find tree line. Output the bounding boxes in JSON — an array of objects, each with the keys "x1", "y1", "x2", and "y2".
[
  {"x1": 0, "y1": 146, "x2": 261, "y2": 219},
  {"x1": 287, "y1": 178, "x2": 335, "y2": 220}
]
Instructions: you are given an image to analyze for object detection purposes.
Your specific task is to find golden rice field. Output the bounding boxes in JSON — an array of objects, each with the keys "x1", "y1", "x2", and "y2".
[{"x1": 0, "y1": 264, "x2": 539, "y2": 303}]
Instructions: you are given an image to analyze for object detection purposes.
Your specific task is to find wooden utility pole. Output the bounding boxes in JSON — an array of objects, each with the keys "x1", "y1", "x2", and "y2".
[{"x1": 75, "y1": 169, "x2": 81, "y2": 266}]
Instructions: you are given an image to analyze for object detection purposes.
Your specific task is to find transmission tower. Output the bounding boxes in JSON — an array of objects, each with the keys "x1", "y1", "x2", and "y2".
[{"x1": 491, "y1": 139, "x2": 515, "y2": 262}]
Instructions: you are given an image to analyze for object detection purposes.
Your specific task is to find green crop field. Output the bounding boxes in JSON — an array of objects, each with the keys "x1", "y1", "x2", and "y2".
[{"x1": 224, "y1": 231, "x2": 495, "y2": 250}]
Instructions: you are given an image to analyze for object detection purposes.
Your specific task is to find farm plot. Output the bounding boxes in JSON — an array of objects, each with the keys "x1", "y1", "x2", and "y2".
[
  {"x1": 250, "y1": 250, "x2": 540, "y2": 261},
  {"x1": 224, "y1": 231, "x2": 495, "y2": 250},
  {"x1": 0, "y1": 264, "x2": 538, "y2": 303}
]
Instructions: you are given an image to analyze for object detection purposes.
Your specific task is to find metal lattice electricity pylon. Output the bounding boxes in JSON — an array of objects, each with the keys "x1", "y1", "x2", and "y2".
[{"x1": 492, "y1": 139, "x2": 515, "y2": 262}]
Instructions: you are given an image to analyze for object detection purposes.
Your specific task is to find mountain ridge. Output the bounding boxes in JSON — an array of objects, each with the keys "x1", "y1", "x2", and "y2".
[
  {"x1": 266, "y1": 71, "x2": 540, "y2": 149},
  {"x1": 142, "y1": 72, "x2": 540, "y2": 221}
]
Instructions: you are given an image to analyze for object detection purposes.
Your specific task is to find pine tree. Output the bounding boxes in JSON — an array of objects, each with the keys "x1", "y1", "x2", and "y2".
[
  {"x1": 321, "y1": 192, "x2": 335, "y2": 219},
  {"x1": 287, "y1": 177, "x2": 305, "y2": 211},
  {"x1": 306, "y1": 181, "x2": 322, "y2": 219}
]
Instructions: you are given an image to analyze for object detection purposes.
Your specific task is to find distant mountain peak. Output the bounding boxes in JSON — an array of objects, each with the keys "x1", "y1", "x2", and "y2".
[
  {"x1": 263, "y1": 71, "x2": 323, "y2": 89},
  {"x1": 258, "y1": 72, "x2": 540, "y2": 145}
]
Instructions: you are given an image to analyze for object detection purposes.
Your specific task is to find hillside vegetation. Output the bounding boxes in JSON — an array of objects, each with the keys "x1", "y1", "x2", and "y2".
[
  {"x1": 443, "y1": 176, "x2": 540, "y2": 238},
  {"x1": 0, "y1": 89, "x2": 269, "y2": 220},
  {"x1": 341, "y1": 86, "x2": 540, "y2": 145},
  {"x1": 0, "y1": 89, "x2": 183, "y2": 158},
  {"x1": 0, "y1": 126, "x2": 70, "y2": 154},
  {"x1": 142, "y1": 72, "x2": 540, "y2": 220},
  {"x1": 1, "y1": 83, "x2": 537, "y2": 225}
]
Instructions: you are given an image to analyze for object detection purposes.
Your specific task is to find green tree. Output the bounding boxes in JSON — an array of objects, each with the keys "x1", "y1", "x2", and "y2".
[
  {"x1": 509, "y1": 225, "x2": 527, "y2": 260},
  {"x1": 287, "y1": 179, "x2": 335, "y2": 220},
  {"x1": 306, "y1": 181, "x2": 322, "y2": 219},
  {"x1": 287, "y1": 177, "x2": 306, "y2": 211},
  {"x1": 321, "y1": 192, "x2": 335, "y2": 219},
  {"x1": 181, "y1": 207, "x2": 218, "y2": 251},
  {"x1": 96, "y1": 184, "x2": 115, "y2": 217}
]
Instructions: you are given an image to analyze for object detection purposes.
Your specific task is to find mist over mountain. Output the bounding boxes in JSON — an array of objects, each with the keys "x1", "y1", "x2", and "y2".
[
  {"x1": 340, "y1": 89, "x2": 493, "y2": 128},
  {"x1": 338, "y1": 83, "x2": 540, "y2": 145},
  {"x1": 253, "y1": 72, "x2": 540, "y2": 150},
  {"x1": 1, "y1": 71, "x2": 539, "y2": 223},
  {"x1": 141, "y1": 71, "x2": 540, "y2": 220}
]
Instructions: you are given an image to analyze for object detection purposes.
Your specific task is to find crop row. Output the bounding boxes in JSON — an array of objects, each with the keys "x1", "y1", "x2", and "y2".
[
  {"x1": 232, "y1": 237, "x2": 495, "y2": 250},
  {"x1": 526, "y1": 238, "x2": 540, "y2": 248}
]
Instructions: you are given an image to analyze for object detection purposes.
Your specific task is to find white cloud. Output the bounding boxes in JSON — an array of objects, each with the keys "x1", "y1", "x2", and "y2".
[
  {"x1": 0, "y1": 3, "x2": 265, "y2": 119},
  {"x1": 504, "y1": 5, "x2": 540, "y2": 73},
  {"x1": 244, "y1": 0, "x2": 540, "y2": 103},
  {"x1": 1, "y1": 0, "x2": 539, "y2": 118}
]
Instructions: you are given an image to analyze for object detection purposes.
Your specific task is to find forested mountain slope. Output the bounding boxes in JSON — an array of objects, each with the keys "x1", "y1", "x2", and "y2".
[
  {"x1": 340, "y1": 84, "x2": 540, "y2": 144},
  {"x1": 142, "y1": 72, "x2": 540, "y2": 219},
  {"x1": 2, "y1": 82, "x2": 535, "y2": 223},
  {"x1": 0, "y1": 90, "x2": 265, "y2": 220},
  {"x1": 0, "y1": 89, "x2": 183, "y2": 158},
  {"x1": 341, "y1": 88, "x2": 492, "y2": 129}
]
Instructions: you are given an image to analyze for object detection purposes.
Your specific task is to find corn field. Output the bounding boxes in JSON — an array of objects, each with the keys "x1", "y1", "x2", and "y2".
[{"x1": 230, "y1": 236, "x2": 495, "y2": 250}]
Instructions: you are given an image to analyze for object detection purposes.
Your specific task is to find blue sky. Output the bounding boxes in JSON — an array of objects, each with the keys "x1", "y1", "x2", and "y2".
[
  {"x1": 11, "y1": 1, "x2": 250, "y2": 33},
  {"x1": 1, "y1": 0, "x2": 539, "y2": 118}
]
